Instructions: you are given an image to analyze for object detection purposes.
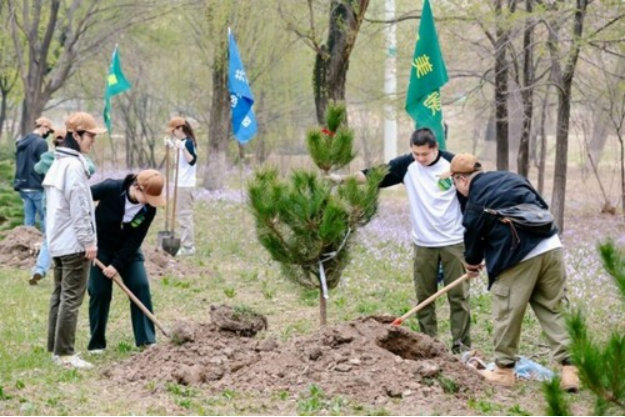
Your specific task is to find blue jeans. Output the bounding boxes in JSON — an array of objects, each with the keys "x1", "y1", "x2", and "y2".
[
  {"x1": 33, "y1": 236, "x2": 51, "y2": 277},
  {"x1": 19, "y1": 190, "x2": 45, "y2": 233}
]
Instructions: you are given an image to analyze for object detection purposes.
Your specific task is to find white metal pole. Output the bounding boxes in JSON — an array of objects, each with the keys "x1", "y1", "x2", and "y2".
[{"x1": 384, "y1": 0, "x2": 398, "y2": 162}]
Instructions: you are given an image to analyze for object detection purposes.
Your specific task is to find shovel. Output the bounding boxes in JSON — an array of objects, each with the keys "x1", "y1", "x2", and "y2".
[
  {"x1": 94, "y1": 258, "x2": 170, "y2": 338},
  {"x1": 391, "y1": 273, "x2": 471, "y2": 326},
  {"x1": 157, "y1": 144, "x2": 173, "y2": 248},
  {"x1": 161, "y1": 144, "x2": 181, "y2": 256}
]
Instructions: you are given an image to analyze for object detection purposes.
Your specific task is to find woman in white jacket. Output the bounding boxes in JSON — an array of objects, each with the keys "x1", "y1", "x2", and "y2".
[{"x1": 43, "y1": 112, "x2": 104, "y2": 369}]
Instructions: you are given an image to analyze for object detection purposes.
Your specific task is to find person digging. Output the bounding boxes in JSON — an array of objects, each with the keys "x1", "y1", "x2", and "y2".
[
  {"x1": 447, "y1": 153, "x2": 580, "y2": 392},
  {"x1": 87, "y1": 170, "x2": 166, "y2": 354}
]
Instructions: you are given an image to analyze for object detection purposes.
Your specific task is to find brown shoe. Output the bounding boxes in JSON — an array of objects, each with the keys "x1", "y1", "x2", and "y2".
[
  {"x1": 560, "y1": 365, "x2": 580, "y2": 393},
  {"x1": 479, "y1": 365, "x2": 515, "y2": 387},
  {"x1": 29, "y1": 272, "x2": 43, "y2": 286}
]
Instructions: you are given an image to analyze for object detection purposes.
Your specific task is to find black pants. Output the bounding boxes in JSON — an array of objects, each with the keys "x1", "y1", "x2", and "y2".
[{"x1": 88, "y1": 250, "x2": 156, "y2": 350}]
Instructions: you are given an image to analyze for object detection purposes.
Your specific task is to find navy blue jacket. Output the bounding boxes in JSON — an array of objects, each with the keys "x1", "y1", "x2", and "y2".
[
  {"x1": 461, "y1": 171, "x2": 557, "y2": 289},
  {"x1": 14, "y1": 133, "x2": 48, "y2": 191},
  {"x1": 91, "y1": 176, "x2": 156, "y2": 272}
]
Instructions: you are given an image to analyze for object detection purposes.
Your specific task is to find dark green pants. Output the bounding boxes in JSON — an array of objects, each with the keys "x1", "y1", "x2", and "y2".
[
  {"x1": 48, "y1": 253, "x2": 90, "y2": 356},
  {"x1": 88, "y1": 251, "x2": 155, "y2": 350},
  {"x1": 413, "y1": 243, "x2": 471, "y2": 351}
]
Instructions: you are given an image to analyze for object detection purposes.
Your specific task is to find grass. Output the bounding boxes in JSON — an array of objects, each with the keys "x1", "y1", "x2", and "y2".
[{"x1": 0, "y1": 187, "x2": 620, "y2": 415}]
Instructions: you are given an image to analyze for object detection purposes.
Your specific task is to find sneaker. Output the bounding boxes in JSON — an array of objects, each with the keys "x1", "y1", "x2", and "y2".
[
  {"x1": 53, "y1": 354, "x2": 94, "y2": 369},
  {"x1": 88, "y1": 349, "x2": 106, "y2": 355},
  {"x1": 177, "y1": 246, "x2": 196, "y2": 256},
  {"x1": 29, "y1": 272, "x2": 44, "y2": 286}
]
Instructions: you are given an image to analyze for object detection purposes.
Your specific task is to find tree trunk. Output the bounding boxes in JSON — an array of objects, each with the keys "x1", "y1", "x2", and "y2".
[
  {"x1": 517, "y1": 0, "x2": 535, "y2": 178},
  {"x1": 494, "y1": 0, "x2": 510, "y2": 171},
  {"x1": 319, "y1": 289, "x2": 327, "y2": 327},
  {"x1": 618, "y1": 131, "x2": 625, "y2": 216},
  {"x1": 204, "y1": 55, "x2": 230, "y2": 190},
  {"x1": 537, "y1": 87, "x2": 551, "y2": 195},
  {"x1": 313, "y1": 0, "x2": 370, "y2": 125},
  {"x1": 547, "y1": 0, "x2": 589, "y2": 231}
]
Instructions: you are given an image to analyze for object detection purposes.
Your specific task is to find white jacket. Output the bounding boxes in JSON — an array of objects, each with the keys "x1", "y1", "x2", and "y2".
[{"x1": 43, "y1": 147, "x2": 97, "y2": 257}]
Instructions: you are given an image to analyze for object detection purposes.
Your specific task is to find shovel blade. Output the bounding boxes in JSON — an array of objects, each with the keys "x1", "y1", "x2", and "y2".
[
  {"x1": 157, "y1": 231, "x2": 173, "y2": 247},
  {"x1": 162, "y1": 235, "x2": 181, "y2": 257}
]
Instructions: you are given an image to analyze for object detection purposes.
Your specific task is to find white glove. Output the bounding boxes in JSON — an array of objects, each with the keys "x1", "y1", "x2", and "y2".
[
  {"x1": 165, "y1": 137, "x2": 175, "y2": 148},
  {"x1": 175, "y1": 139, "x2": 185, "y2": 150},
  {"x1": 327, "y1": 173, "x2": 344, "y2": 183}
]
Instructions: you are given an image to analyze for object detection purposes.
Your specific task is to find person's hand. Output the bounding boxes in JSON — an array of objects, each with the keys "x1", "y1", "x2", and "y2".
[
  {"x1": 174, "y1": 139, "x2": 185, "y2": 150},
  {"x1": 164, "y1": 137, "x2": 175, "y2": 148},
  {"x1": 84, "y1": 245, "x2": 97, "y2": 261},
  {"x1": 465, "y1": 263, "x2": 484, "y2": 278},
  {"x1": 102, "y1": 265, "x2": 118, "y2": 279},
  {"x1": 327, "y1": 173, "x2": 344, "y2": 183}
]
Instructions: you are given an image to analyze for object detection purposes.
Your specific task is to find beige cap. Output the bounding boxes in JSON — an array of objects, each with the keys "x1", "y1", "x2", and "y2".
[
  {"x1": 166, "y1": 117, "x2": 186, "y2": 133},
  {"x1": 441, "y1": 153, "x2": 483, "y2": 179},
  {"x1": 136, "y1": 169, "x2": 166, "y2": 207},
  {"x1": 35, "y1": 117, "x2": 54, "y2": 130},
  {"x1": 65, "y1": 112, "x2": 107, "y2": 135}
]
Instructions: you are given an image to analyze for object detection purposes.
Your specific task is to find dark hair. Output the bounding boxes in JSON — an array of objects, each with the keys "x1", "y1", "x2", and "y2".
[
  {"x1": 61, "y1": 131, "x2": 87, "y2": 152},
  {"x1": 410, "y1": 128, "x2": 438, "y2": 148},
  {"x1": 180, "y1": 121, "x2": 197, "y2": 147}
]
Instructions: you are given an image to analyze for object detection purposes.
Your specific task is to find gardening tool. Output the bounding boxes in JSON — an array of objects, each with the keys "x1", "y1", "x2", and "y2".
[
  {"x1": 157, "y1": 143, "x2": 173, "y2": 248},
  {"x1": 161, "y1": 143, "x2": 181, "y2": 256},
  {"x1": 94, "y1": 258, "x2": 170, "y2": 338},
  {"x1": 391, "y1": 273, "x2": 471, "y2": 326}
]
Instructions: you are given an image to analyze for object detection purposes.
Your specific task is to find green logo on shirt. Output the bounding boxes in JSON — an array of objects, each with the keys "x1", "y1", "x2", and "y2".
[{"x1": 437, "y1": 177, "x2": 452, "y2": 191}]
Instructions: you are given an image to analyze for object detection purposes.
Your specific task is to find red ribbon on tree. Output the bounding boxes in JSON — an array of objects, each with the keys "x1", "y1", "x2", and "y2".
[{"x1": 321, "y1": 128, "x2": 335, "y2": 137}]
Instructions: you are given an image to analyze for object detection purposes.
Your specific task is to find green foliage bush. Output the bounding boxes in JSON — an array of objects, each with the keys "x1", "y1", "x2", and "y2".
[{"x1": 0, "y1": 145, "x2": 23, "y2": 233}]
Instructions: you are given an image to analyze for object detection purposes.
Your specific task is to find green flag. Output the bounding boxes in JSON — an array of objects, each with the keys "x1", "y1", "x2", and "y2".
[
  {"x1": 103, "y1": 47, "x2": 131, "y2": 133},
  {"x1": 405, "y1": 0, "x2": 448, "y2": 149}
]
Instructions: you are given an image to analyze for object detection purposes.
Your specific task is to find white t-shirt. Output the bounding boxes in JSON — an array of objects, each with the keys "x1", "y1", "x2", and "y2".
[
  {"x1": 378, "y1": 151, "x2": 464, "y2": 248},
  {"x1": 176, "y1": 138, "x2": 197, "y2": 188},
  {"x1": 123, "y1": 196, "x2": 144, "y2": 223}
]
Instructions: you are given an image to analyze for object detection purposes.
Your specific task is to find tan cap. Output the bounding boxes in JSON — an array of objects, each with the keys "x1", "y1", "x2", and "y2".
[
  {"x1": 136, "y1": 169, "x2": 166, "y2": 207},
  {"x1": 65, "y1": 112, "x2": 107, "y2": 135},
  {"x1": 441, "y1": 153, "x2": 483, "y2": 179},
  {"x1": 54, "y1": 127, "x2": 67, "y2": 140},
  {"x1": 166, "y1": 117, "x2": 186, "y2": 133},
  {"x1": 35, "y1": 117, "x2": 54, "y2": 130}
]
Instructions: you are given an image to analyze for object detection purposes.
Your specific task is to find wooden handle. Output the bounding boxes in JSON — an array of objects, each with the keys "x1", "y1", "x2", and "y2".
[
  {"x1": 392, "y1": 273, "x2": 471, "y2": 326},
  {"x1": 170, "y1": 147, "x2": 180, "y2": 235},
  {"x1": 165, "y1": 145, "x2": 170, "y2": 232},
  {"x1": 94, "y1": 259, "x2": 169, "y2": 338}
]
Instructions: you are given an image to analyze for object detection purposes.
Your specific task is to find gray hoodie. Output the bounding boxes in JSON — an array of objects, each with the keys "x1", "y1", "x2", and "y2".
[{"x1": 43, "y1": 147, "x2": 97, "y2": 257}]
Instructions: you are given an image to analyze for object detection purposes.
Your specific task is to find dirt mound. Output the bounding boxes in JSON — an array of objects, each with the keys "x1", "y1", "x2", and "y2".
[
  {"x1": 0, "y1": 226, "x2": 43, "y2": 268},
  {"x1": 105, "y1": 314, "x2": 484, "y2": 408},
  {"x1": 209, "y1": 304, "x2": 268, "y2": 337}
]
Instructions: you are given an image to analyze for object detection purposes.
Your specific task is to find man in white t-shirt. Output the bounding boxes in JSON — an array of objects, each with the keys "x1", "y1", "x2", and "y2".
[
  {"x1": 449, "y1": 153, "x2": 579, "y2": 392},
  {"x1": 332, "y1": 128, "x2": 470, "y2": 353}
]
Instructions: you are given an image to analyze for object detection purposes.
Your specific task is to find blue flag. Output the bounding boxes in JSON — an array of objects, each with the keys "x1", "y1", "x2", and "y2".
[{"x1": 228, "y1": 30, "x2": 257, "y2": 144}]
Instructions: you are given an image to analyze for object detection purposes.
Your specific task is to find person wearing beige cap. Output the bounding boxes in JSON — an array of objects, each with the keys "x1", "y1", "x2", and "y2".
[
  {"x1": 28, "y1": 128, "x2": 97, "y2": 286},
  {"x1": 13, "y1": 116, "x2": 54, "y2": 231},
  {"x1": 42, "y1": 111, "x2": 105, "y2": 369},
  {"x1": 165, "y1": 117, "x2": 198, "y2": 256},
  {"x1": 449, "y1": 153, "x2": 579, "y2": 392},
  {"x1": 87, "y1": 169, "x2": 166, "y2": 353}
]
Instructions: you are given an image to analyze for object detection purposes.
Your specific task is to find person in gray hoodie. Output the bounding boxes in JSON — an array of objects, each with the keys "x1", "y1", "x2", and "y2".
[{"x1": 43, "y1": 112, "x2": 105, "y2": 369}]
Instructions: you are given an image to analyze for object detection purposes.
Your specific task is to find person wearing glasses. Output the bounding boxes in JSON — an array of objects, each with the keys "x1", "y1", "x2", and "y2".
[
  {"x1": 43, "y1": 112, "x2": 104, "y2": 369},
  {"x1": 165, "y1": 117, "x2": 198, "y2": 256},
  {"x1": 87, "y1": 169, "x2": 166, "y2": 354}
]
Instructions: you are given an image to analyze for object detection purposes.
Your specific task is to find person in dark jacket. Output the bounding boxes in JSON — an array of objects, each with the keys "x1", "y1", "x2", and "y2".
[
  {"x1": 14, "y1": 117, "x2": 54, "y2": 231},
  {"x1": 87, "y1": 169, "x2": 166, "y2": 353},
  {"x1": 446, "y1": 153, "x2": 579, "y2": 392}
]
